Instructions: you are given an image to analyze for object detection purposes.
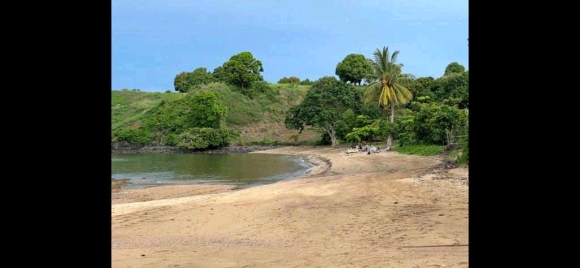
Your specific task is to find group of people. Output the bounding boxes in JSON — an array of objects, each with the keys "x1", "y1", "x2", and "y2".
[{"x1": 346, "y1": 143, "x2": 391, "y2": 155}]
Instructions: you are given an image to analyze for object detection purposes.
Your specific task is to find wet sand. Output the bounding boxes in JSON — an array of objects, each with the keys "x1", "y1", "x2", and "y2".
[{"x1": 112, "y1": 146, "x2": 468, "y2": 267}]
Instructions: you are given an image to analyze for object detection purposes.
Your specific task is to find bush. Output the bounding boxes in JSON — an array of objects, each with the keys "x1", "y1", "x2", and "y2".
[
  {"x1": 299, "y1": 79, "x2": 313, "y2": 85},
  {"x1": 458, "y1": 135, "x2": 469, "y2": 164},
  {"x1": 317, "y1": 132, "x2": 332, "y2": 145},
  {"x1": 164, "y1": 133, "x2": 179, "y2": 146},
  {"x1": 141, "y1": 91, "x2": 227, "y2": 134},
  {"x1": 278, "y1": 76, "x2": 301, "y2": 84},
  {"x1": 176, "y1": 127, "x2": 240, "y2": 150},
  {"x1": 243, "y1": 81, "x2": 279, "y2": 101},
  {"x1": 345, "y1": 124, "x2": 380, "y2": 143},
  {"x1": 414, "y1": 103, "x2": 467, "y2": 145},
  {"x1": 113, "y1": 128, "x2": 152, "y2": 145},
  {"x1": 394, "y1": 115, "x2": 417, "y2": 147}
]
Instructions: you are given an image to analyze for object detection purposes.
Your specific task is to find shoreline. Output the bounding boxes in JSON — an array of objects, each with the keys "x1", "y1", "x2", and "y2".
[
  {"x1": 111, "y1": 148, "x2": 331, "y2": 204},
  {"x1": 112, "y1": 146, "x2": 468, "y2": 267},
  {"x1": 111, "y1": 144, "x2": 299, "y2": 154}
]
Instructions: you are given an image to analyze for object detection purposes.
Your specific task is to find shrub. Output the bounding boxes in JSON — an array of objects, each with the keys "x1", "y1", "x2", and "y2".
[
  {"x1": 176, "y1": 127, "x2": 240, "y2": 150},
  {"x1": 113, "y1": 128, "x2": 152, "y2": 145}
]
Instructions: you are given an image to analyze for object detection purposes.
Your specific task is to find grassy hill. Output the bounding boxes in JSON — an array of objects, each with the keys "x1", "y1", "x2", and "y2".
[
  {"x1": 111, "y1": 83, "x2": 322, "y2": 146},
  {"x1": 112, "y1": 89, "x2": 183, "y2": 130}
]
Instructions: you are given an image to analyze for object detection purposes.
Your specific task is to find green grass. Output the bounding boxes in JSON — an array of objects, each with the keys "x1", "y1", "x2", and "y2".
[
  {"x1": 269, "y1": 83, "x2": 311, "y2": 92},
  {"x1": 445, "y1": 148, "x2": 462, "y2": 160},
  {"x1": 194, "y1": 83, "x2": 264, "y2": 125},
  {"x1": 393, "y1": 144, "x2": 445, "y2": 156},
  {"x1": 191, "y1": 83, "x2": 313, "y2": 128},
  {"x1": 112, "y1": 83, "x2": 316, "y2": 142},
  {"x1": 112, "y1": 90, "x2": 184, "y2": 130},
  {"x1": 269, "y1": 83, "x2": 311, "y2": 108},
  {"x1": 457, "y1": 145, "x2": 468, "y2": 165}
]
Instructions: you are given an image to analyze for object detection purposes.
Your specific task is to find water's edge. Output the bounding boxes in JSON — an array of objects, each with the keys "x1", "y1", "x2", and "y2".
[
  {"x1": 112, "y1": 145, "x2": 319, "y2": 191},
  {"x1": 111, "y1": 145, "x2": 283, "y2": 154}
]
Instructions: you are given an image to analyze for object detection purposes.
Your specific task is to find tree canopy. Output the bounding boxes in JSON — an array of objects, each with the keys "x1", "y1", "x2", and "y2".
[
  {"x1": 173, "y1": 67, "x2": 215, "y2": 93},
  {"x1": 335, "y1": 54, "x2": 374, "y2": 85},
  {"x1": 443, "y1": 62, "x2": 466, "y2": 76},
  {"x1": 221, "y1": 52, "x2": 264, "y2": 89},
  {"x1": 212, "y1": 66, "x2": 228, "y2": 82},
  {"x1": 278, "y1": 76, "x2": 301, "y2": 84},
  {"x1": 142, "y1": 91, "x2": 227, "y2": 134},
  {"x1": 115, "y1": 47, "x2": 469, "y2": 163},
  {"x1": 285, "y1": 76, "x2": 362, "y2": 146}
]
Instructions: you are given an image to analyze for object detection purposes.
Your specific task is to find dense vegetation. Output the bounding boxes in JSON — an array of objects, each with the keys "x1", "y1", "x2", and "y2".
[
  {"x1": 112, "y1": 47, "x2": 468, "y2": 164},
  {"x1": 112, "y1": 82, "x2": 320, "y2": 149},
  {"x1": 284, "y1": 76, "x2": 363, "y2": 146}
]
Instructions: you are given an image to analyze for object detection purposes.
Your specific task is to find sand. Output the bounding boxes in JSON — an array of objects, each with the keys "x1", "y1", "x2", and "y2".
[{"x1": 112, "y1": 146, "x2": 468, "y2": 267}]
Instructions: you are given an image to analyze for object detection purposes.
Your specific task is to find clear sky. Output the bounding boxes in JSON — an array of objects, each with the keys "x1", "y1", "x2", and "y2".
[{"x1": 112, "y1": 0, "x2": 468, "y2": 92}]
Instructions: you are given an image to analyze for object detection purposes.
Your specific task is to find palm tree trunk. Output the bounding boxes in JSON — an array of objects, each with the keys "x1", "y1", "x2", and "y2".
[{"x1": 386, "y1": 104, "x2": 395, "y2": 148}]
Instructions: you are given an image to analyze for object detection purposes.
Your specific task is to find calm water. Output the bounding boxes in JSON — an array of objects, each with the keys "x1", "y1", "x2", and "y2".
[{"x1": 111, "y1": 153, "x2": 313, "y2": 190}]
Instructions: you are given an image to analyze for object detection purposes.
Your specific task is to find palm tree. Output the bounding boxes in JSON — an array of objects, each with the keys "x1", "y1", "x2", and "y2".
[{"x1": 365, "y1": 46, "x2": 414, "y2": 148}]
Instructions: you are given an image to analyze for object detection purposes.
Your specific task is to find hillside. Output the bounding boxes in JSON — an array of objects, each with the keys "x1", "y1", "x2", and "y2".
[
  {"x1": 111, "y1": 83, "x2": 322, "y2": 146},
  {"x1": 112, "y1": 89, "x2": 183, "y2": 130}
]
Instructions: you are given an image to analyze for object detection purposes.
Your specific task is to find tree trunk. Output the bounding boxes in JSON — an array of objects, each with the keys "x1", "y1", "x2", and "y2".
[
  {"x1": 389, "y1": 104, "x2": 395, "y2": 123},
  {"x1": 386, "y1": 104, "x2": 396, "y2": 148},
  {"x1": 327, "y1": 126, "x2": 339, "y2": 146}
]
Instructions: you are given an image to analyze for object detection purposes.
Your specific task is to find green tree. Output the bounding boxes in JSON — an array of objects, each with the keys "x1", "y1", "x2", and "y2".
[
  {"x1": 299, "y1": 78, "x2": 313, "y2": 85},
  {"x1": 443, "y1": 62, "x2": 466, "y2": 76},
  {"x1": 278, "y1": 77, "x2": 289, "y2": 83},
  {"x1": 173, "y1": 67, "x2": 215, "y2": 93},
  {"x1": 413, "y1": 103, "x2": 467, "y2": 145},
  {"x1": 278, "y1": 76, "x2": 300, "y2": 84},
  {"x1": 335, "y1": 54, "x2": 374, "y2": 85},
  {"x1": 222, "y1": 52, "x2": 264, "y2": 89},
  {"x1": 187, "y1": 91, "x2": 227, "y2": 129},
  {"x1": 365, "y1": 46, "x2": 414, "y2": 148},
  {"x1": 432, "y1": 71, "x2": 469, "y2": 109},
  {"x1": 212, "y1": 66, "x2": 228, "y2": 82},
  {"x1": 284, "y1": 77, "x2": 362, "y2": 146},
  {"x1": 409, "y1": 77, "x2": 435, "y2": 96},
  {"x1": 189, "y1": 67, "x2": 215, "y2": 87},
  {"x1": 284, "y1": 105, "x2": 306, "y2": 134},
  {"x1": 141, "y1": 91, "x2": 227, "y2": 140},
  {"x1": 405, "y1": 76, "x2": 436, "y2": 111},
  {"x1": 393, "y1": 115, "x2": 417, "y2": 146},
  {"x1": 174, "y1": 71, "x2": 191, "y2": 93},
  {"x1": 176, "y1": 127, "x2": 239, "y2": 150},
  {"x1": 335, "y1": 109, "x2": 357, "y2": 141},
  {"x1": 288, "y1": 76, "x2": 300, "y2": 84}
]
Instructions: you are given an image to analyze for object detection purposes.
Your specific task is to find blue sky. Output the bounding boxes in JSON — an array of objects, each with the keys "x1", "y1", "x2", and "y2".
[{"x1": 112, "y1": 0, "x2": 468, "y2": 92}]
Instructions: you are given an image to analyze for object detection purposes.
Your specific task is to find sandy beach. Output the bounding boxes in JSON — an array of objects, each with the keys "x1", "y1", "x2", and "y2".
[{"x1": 112, "y1": 146, "x2": 468, "y2": 267}]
